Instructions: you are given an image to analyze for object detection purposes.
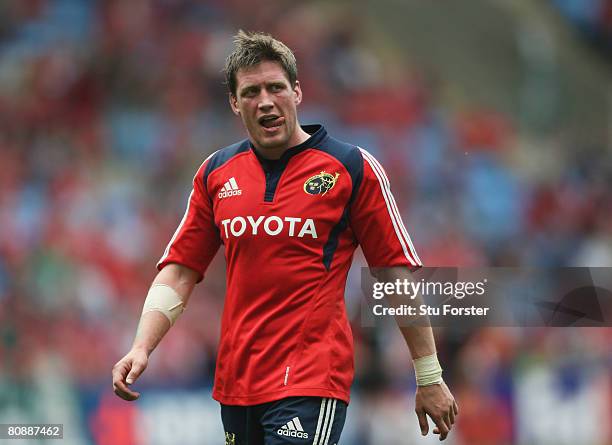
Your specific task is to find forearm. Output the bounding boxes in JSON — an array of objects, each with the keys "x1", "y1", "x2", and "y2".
[
  {"x1": 398, "y1": 324, "x2": 437, "y2": 360},
  {"x1": 132, "y1": 311, "x2": 172, "y2": 356},
  {"x1": 373, "y1": 267, "x2": 437, "y2": 358},
  {"x1": 132, "y1": 263, "x2": 200, "y2": 356}
]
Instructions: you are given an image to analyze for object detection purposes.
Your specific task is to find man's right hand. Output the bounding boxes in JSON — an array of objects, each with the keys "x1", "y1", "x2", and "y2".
[
  {"x1": 112, "y1": 348, "x2": 149, "y2": 401},
  {"x1": 112, "y1": 266, "x2": 199, "y2": 401}
]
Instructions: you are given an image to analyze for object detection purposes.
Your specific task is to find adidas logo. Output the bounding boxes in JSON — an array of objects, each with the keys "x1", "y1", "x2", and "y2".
[
  {"x1": 218, "y1": 177, "x2": 242, "y2": 199},
  {"x1": 277, "y1": 417, "x2": 309, "y2": 439}
]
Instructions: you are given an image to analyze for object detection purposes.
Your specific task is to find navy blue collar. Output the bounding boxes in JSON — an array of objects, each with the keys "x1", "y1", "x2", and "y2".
[{"x1": 252, "y1": 124, "x2": 327, "y2": 169}]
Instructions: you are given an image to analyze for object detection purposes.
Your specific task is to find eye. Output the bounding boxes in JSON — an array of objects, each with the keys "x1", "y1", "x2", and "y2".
[
  {"x1": 269, "y1": 84, "x2": 284, "y2": 92},
  {"x1": 241, "y1": 87, "x2": 258, "y2": 98}
]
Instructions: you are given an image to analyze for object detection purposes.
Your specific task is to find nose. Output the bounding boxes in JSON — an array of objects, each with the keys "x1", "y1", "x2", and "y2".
[{"x1": 258, "y1": 90, "x2": 274, "y2": 112}]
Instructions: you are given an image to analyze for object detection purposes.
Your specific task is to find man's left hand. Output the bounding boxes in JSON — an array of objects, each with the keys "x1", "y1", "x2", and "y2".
[{"x1": 415, "y1": 381, "x2": 459, "y2": 441}]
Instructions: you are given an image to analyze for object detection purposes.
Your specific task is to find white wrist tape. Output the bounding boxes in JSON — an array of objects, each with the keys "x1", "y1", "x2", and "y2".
[
  {"x1": 413, "y1": 353, "x2": 443, "y2": 386},
  {"x1": 142, "y1": 284, "x2": 184, "y2": 326}
]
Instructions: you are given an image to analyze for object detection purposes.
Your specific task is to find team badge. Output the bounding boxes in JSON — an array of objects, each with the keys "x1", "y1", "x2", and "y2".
[
  {"x1": 304, "y1": 171, "x2": 340, "y2": 195},
  {"x1": 225, "y1": 432, "x2": 236, "y2": 445}
]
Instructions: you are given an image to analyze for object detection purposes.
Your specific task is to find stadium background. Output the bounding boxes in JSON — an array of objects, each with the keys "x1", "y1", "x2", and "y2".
[{"x1": 0, "y1": 0, "x2": 610, "y2": 444}]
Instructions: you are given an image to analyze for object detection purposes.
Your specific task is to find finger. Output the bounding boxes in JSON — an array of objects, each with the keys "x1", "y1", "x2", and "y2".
[
  {"x1": 126, "y1": 360, "x2": 146, "y2": 385},
  {"x1": 113, "y1": 375, "x2": 140, "y2": 400},
  {"x1": 112, "y1": 363, "x2": 140, "y2": 401},
  {"x1": 449, "y1": 405, "x2": 455, "y2": 425},
  {"x1": 113, "y1": 383, "x2": 140, "y2": 401},
  {"x1": 443, "y1": 411, "x2": 452, "y2": 431},
  {"x1": 432, "y1": 416, "x2": 449, "y2": 441},
  {"x1": 453, "y1": 400, "x2": 459, "y2": 416},
  {"x1": 415, "y1": 409, "x2": 429, "y2": 436},
  {"x1": 112, "y1": 361, "x2": 129, "y2": 382},
  {"x1": 432, "y1": 407, "x2": 452, "y2": 431},
  {"x1": 112, "y1": 372, "x2": 140, "y2": 401}
]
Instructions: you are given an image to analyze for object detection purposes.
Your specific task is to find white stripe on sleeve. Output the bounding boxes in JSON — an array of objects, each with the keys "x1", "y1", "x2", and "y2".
[
  {"x1": 157, "y1": 189, "x2": 194, "y2": 266},
  {"x1": 157, "y1": 150, "x2": 218, "y2": 266},
  {"x1": 359, "y1": 148, "x2": 422, "y2": 266}
]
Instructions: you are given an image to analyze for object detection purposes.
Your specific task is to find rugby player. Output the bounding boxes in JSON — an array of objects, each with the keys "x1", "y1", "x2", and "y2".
[{"x1": 112, "y1": 30, "x2": 458, "y2": 444}]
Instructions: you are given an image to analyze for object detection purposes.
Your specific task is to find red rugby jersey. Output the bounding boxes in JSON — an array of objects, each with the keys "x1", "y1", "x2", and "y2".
[{"x1": 157, "y1": 125, "x2": 421, "y2": 405}]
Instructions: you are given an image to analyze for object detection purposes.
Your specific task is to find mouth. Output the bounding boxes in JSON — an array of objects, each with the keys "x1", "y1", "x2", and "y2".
[{"x1": 258, "y1": 114, "x2": 285, "y2": 131}]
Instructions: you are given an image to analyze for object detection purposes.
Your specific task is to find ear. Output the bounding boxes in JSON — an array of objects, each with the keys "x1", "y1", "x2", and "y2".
[
  {"x1": 229, "y1": 93, "x2": 240, "y2": 115},
  {"x1": 293, "y1": 80, "x2": 303, "y2": 106}
]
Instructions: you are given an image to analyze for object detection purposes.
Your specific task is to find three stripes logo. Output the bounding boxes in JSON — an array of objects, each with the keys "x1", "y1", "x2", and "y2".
[
  {"x1": 312, "y1": 398, "x2": 337, "y2": 445},
  {"x1": 275, "y1": 398, "x2": 338, "y2": 443},
  {"x1": 277, "y1": 416, "x2": 309, "y2": 439},
  {"x1": 218, "y1": 177, "x2": 242, "y2": 199}
]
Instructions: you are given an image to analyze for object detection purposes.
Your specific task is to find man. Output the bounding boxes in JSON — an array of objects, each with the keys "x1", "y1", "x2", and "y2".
[{"x1": 112, "y1": 30, "x2": 458, "y2": 444}]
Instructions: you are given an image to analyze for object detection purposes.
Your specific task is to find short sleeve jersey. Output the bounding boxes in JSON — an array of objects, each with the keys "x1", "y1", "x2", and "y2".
[{"x1": 158, "y1": 125, "x2": 421, "y2": 405}]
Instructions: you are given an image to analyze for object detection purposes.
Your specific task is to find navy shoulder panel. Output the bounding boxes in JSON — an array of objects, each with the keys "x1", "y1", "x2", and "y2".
[
  {"x1": 315, "y1": 135, "x2": 364, "y2": 203},
  {"x1": 203, "y1": 139, "x2": 251, "y2": 184},
  {"x1": 317, "y1": 136, "x2": 364, "y2": 270}
]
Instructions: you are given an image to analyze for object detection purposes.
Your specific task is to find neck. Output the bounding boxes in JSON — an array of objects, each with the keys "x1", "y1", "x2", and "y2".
[{"x1": 255, "y1": 125, "x2": 311, "y2": 160}]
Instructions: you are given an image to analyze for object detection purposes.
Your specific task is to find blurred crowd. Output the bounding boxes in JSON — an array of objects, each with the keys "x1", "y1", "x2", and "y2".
[
  {"x1": 0, "y1": 1, "x2": 610, "y2": 444},
  {"x1": 553, "y1": 0, "x2": 612, "y2": 54}
]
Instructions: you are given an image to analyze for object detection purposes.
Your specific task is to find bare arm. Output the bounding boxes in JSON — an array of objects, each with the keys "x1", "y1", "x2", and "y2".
[
  {"x1": 112, "y1": 264, "x2": 200, "y2": 401},
  {"x1": 374, "y1": 267, "x2": 437, "y2": 358},
  {"x1": 373, "y1": 267, "x2": 459, "y2": 441},
  {"x1": 131, "y1": 264, "x2": 200, "y2": 354}
]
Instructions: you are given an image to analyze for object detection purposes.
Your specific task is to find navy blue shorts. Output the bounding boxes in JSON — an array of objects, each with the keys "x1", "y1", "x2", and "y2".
[{"x1": 221, "y1": 397, "x2": 347, "y2": 445}]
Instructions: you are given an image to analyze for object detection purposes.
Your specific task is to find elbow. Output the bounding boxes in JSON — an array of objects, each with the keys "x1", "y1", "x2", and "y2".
[{"x1": 154, "y1": 263, "x2": 200, "y2": 289}]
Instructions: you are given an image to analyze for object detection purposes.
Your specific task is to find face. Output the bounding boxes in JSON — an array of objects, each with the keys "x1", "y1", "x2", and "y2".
[{"x1": 229, "y1": 60, "x2": 303, "y2": 153}]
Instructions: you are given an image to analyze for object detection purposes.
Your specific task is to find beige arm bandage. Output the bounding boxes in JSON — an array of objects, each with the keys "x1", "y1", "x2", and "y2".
[
  {"x1": 413, "y1": 353, "x2": 444, "y2": 386},
  {"x1": 142, "y1": 284, "x2": 185, "y2": 326}
]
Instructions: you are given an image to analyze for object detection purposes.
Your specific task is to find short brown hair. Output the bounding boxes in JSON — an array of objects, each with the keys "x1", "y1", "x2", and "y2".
[{"x1": 224, "y1": 30, "x2": 298, "y2": 96}]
